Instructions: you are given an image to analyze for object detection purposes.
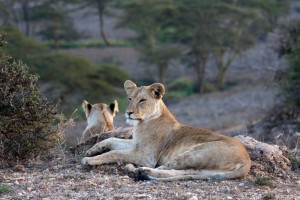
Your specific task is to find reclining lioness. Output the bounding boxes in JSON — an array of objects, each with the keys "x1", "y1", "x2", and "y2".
[
  {"x1": 81, "y1": 80, "x2": 251, "y2": 181},
  {"x1": 80, "y1": 100, "x2": 118, "y2": 144}
]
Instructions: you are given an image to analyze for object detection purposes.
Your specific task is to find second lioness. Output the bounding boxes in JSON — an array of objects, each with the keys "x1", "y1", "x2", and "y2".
[
  {"x1": 82, "y1": 80, "x2": 251, "y2": 181},
  {"x1": 80, "y1": 100, "x2": 118, "y2": 144}
]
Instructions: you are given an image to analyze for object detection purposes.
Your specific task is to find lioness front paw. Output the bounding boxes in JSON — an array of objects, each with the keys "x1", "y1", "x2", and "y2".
[
  {"x1": 85, "y1": 146, "x2": 108, "y2": 157},
  {"x1": 85, "y1": 150, "x2": 94, "y2": 157},
  {"x1": 81, "y1": 157, "x2": 91, "y2": 165}
]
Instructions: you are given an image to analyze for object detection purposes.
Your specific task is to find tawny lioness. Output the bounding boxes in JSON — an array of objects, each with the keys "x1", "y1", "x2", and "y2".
[{"x1": 81, "y1": 81, "x2": 251, "y2": 181}]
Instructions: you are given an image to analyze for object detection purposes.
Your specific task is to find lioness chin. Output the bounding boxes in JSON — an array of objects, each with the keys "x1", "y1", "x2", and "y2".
[{"x1": 81, "y1": 80, "x2": 251, "y2": 181}]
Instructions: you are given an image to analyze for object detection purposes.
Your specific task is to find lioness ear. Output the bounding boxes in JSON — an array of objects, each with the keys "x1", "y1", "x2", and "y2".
[
  {"x1": 82, "y1": 100, "x2": 92, "y2": 116},
  {"x1": 148, "y1": 83, "x2": 165, "y2": 99},
  {"x1": 109, "y1": 100, "x2": 119, "y2": 117},
  {"x1": 124, "y1": 80, "x2": 137, "y2": 95}
]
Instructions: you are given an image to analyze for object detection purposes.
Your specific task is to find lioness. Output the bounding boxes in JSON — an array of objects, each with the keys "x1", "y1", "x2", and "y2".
[
  {"x1": 81, "y1": 81, "x2": 251, "y2": 181},
  {"x1": 80, "y1": 100, "x2": 118, "y2": 144}
]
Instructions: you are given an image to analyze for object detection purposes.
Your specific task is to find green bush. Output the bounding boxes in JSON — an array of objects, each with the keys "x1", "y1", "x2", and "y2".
[
  {"x1": 44, "y1": 39, "x2": 135, "y2": 49},
  {"x1": 0, "y1": 184, "x2": 10, "y2": 194},
  {"x1": 254, "y1": 176, "x2": 272, "y2": 186},
  {"x1": 30, "y1": 54, "x2": 128, "y2": 100},
  {"x1": 0, "y1": 34, "x2": 63, "y2": 163},
  {"x1": 166, "y1": 77, "x2": 195, "y2": 100},
  {"x1": 276, "y1": 21, "x2": 300, "y2": 131},
  {"x1": 0, "y1": 24, "x2": 129, "y2": 114},
  {"x1": 0, "y1": 24, "x2": 48, "y2": 63}
]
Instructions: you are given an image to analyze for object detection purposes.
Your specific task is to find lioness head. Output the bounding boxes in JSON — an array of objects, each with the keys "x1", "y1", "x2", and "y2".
[
  {"x1": 82, "y1": 100, "x2": 119, "y2": 128},
  {"x1": 124, "y1": 80, "x2": 165, "y2": 125}
]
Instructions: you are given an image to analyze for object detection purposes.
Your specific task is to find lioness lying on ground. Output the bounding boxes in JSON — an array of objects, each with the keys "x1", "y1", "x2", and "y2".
[
  {"x1": 80, "y1": 100, "x2": 118, "y2": 144},
  {"x1": 82, "y1": 81, "x2": 251, "y2": 181}
]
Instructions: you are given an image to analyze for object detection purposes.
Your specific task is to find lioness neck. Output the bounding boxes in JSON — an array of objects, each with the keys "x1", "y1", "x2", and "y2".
[{"x1": 140, "y1": 100, "x2": 179, "y2": 127}]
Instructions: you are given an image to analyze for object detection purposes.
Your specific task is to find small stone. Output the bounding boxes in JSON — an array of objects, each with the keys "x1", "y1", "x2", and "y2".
[
  {"x1": 14, "y1": 180, "x2": 19, "y2": 185},
  {"x1": 189, "y1": 196, "x2": 198, "y2": 200},
  {"x1": 75, "y1": 165, "x2": 82, "y2": 169},
  {"x1": 227, "y1": 196, "x2": 233, "y2": 200}
]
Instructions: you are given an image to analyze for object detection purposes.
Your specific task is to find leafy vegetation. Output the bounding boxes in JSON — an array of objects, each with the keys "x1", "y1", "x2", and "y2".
[
  {"x1": 276, "y1": 21, "x2": 300, "y2": 112},
  {"x1": 0, "y1": 33, "x2": 64, "y2": 163},
  {"x1": 255, "y1": 176, "x2": 272, "y2": 186},
  {"x1": 0, "y1": 24, "x2": 129, "y2": 114},
  {"x1": 44, "y1": 39, "x2": 135, "y2": 49},
  {"x1": 116, "y1": 0, "x2": 288, "y2": 92},
  {"x1": 0, "y1": 184, "x2": 10, "y2": 195}
]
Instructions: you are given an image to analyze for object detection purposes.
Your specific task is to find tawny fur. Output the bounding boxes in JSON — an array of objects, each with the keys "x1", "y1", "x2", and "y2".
[
  {"x1": 82, "y1": 81, "x2": 251, "y2": 181},
  {"x1": 80, "y1": 100, "x2": 118, "y2": 144}
]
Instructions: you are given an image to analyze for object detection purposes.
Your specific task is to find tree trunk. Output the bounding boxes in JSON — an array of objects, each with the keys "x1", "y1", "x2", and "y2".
[
  {"x1": 194, "y1": 50, "x2": 207, "y2": 93},
  {"x1": 21, "y1": 1, "x2": 30, "y2": 36},
  {"x1": 158, "y1": 62, "x2": 166, "y2": 86},
  {"x1": 196, "y1": 63, "x2": 206, "y2": 93},
  {"x1": 217, "y1": 65, "x2": 226, "y2": 89},
  {"x1": 97, "y1": 1, "x2": 110, "y2": 46}
]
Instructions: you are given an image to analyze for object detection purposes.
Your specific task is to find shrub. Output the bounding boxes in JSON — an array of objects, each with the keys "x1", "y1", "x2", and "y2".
[
  {"x1": 30, "y1": 54, "x2": 128, "y2": 101},
  {"x1": 275, "y1": 21, "x2": 300, "y2": 130},
  {"x1": 0, "y1": 24, "x2": 129, "y2": 114},
  {"x1": 0, "y1": 184, "x2": 10, "y2": 194},
  {"x1": 0, "y1": 24, "x2": 48, "y2": 63},
  {"x1": 0, "y1": 34, "x2": 63, "y2": 163},
  {"x1": 254, "y1": 176, "x2": 272, "y2": 186}
]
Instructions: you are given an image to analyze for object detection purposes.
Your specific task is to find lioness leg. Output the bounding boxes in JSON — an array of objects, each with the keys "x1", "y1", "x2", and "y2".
[
  {"x1": 125, "y1": 164, "x2": 246, "y2": 181},
  {"x1": 125, "y1": 142, "x2": 250, "y2": 181},
  {"x1": 85, "y1": 138, "x2": 132, "y2": 156},
  {"x1": 82, "y1": 149, "x2": 154, "y2": 167}
]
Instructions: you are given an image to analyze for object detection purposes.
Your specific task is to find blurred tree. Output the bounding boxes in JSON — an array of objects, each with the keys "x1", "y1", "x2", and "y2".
[
  {"x1": 174, "y1": 0, "x2": 216, "y2": 93},
  {"x1": 0, "y1": 0, "x2": 80, "y2": 43},
  {"x1": 248, "y1": 21, "x2": 300, "y2": 146},
  {"x1": 0, "y1": 24, "x2": 128, "y2": 113},
  {"x1": 174, "y1": 0, "x2": 289, "y2": 91},
  {"x1": 210, "y1": 0, "x2": 289, "y2": 89},
  {"x1": 30, "y1": 0, "x2": 80, "y2": 48},
  {"x1": 69, "y1": 0, "x2": 113, "y2": 46},
  {"x1": 276, "y1": 21, "x2": 300, "y2": 117},
  {"x1": 0, "y1": 0, "x2": 19, "y2": 26},
  {"x1": 117, "y1": 0, "x2": 178, "y2": 85}
]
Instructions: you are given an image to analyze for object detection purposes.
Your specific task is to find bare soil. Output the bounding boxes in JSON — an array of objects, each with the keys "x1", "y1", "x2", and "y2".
[{"x1": 1, "y1": 148, "x2": 299, "y2": 200}]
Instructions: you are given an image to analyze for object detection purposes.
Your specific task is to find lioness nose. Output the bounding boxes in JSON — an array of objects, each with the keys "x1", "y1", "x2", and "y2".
[{"x1": 127, "y1": 111, "x2": 134, "y2": 116}]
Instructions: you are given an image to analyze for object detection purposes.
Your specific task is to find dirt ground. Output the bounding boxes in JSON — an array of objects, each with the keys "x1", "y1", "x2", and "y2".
[{"x1": 1, "y1": 148, "x2": 300, "y2": 200}]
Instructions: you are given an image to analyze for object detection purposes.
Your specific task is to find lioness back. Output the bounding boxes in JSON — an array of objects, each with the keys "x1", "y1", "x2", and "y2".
[{"x1": 80, "y1": 100, "x2": 118, "y2": 143}]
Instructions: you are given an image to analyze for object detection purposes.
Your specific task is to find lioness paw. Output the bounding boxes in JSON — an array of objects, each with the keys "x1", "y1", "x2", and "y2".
[
  {"x1": 125, "y1": 165, "x2": 152, "y2": 181},
  {"x1": 81, "y1": 157, "x2": 90, "y2": 165}
]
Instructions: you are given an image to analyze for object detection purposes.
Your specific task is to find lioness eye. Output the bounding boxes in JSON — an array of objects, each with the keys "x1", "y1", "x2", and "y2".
[{"x1": 139, "y1": 99, "x2": 146, "y2": 103}]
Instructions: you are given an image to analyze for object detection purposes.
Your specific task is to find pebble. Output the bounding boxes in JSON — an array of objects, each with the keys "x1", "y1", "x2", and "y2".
[
  {"x1": 189, "y1": 196, "x2": 198, "y2": 200},
  {"x1": 227, "y1": 196, "x2": 233, "y2": 200},
  {"x1": 75, "y1": 165, "x2": 82, "y2": 169}
]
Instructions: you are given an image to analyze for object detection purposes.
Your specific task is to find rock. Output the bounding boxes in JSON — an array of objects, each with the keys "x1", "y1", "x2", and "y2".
[
  {"x1": 235, "y1": 135, "x2": 291, "y2": 176},
  {"x1": 70, "y1": 127, "x2": 133, "y2": 156},
  {"x1": 189, "y1": 196, "x2": 198, "y2": 200}
]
